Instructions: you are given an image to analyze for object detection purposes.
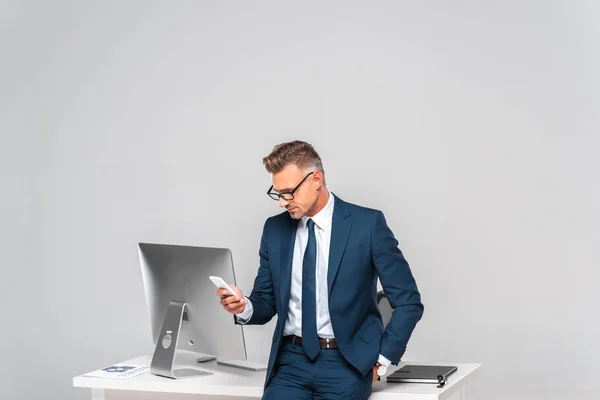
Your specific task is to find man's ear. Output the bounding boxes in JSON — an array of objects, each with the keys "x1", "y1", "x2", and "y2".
[{"x1": 313, "y1": 170, "x2": 324, "y2": 189}]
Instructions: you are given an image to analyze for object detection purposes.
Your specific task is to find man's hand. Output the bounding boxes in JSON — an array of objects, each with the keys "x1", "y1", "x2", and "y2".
[
  {"x1": 216, "y1": 285, "x2": 248, "y2": 315},
  {"x1": 372, "y1": 365, "x2": 379, "y2": 384}
]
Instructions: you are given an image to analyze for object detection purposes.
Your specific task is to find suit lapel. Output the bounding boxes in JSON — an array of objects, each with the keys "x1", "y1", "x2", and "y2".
[
  {"x1": 279, "y1": 214, "x2": 298, "y2": 318},
  {"x1": 327, "y1": 194, "x2": 353, "y2": 295}
]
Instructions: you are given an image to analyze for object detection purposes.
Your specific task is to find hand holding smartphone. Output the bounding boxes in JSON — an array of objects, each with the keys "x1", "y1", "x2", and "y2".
[{"x1": 210, "y1": 276, "x2": 248, "y2": 315}]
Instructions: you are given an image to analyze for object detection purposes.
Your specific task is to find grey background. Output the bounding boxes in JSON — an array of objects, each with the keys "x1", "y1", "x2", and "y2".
[{"x1": 1, "y1": 1, "x2": 598, "y2": 399}]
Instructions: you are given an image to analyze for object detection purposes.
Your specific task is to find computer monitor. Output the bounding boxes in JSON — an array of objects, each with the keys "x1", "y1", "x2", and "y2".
[{"x1": 138, "y1": 242, "x2": 247, "y2": 379}]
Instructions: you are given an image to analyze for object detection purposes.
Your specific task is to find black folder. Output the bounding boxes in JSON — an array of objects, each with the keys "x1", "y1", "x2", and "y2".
[{"x1": 386, "y1": 365, "x2": 457, "y2": 387}]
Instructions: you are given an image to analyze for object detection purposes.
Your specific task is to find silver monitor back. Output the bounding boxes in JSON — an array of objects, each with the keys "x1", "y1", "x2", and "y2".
[{"x1": 138, "y1": 243, "x2": 247, "y2": 362}]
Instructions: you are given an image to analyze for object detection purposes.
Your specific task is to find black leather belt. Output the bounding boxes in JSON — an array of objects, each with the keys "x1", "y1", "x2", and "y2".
[{"x1": 283, "y1": 336, "x2": 339, "y2": 349}]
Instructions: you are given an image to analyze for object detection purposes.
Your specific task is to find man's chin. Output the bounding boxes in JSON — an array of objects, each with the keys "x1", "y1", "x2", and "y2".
[{"x1": 287, "y1": 208, "x2": 302, "y2": 219}]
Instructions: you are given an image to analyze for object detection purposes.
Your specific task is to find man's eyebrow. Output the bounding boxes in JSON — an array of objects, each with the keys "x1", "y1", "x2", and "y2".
[{"x1": 273, "y1": 186, "x2": 292, "y2": 193}]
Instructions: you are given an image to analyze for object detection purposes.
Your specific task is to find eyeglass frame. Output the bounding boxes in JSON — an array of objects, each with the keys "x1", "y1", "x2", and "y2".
[{"x1": 266, "y1": 171, "x2": 315, "y2": 201}]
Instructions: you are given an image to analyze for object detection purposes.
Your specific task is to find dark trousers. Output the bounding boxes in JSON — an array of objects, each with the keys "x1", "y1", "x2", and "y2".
[{"x1": 262, "y1": 340, "x2": 373, "y2": 400}]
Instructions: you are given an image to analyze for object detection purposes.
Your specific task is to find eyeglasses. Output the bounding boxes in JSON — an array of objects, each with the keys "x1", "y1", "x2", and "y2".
[{"x1": 267, "y1": 171, "x2": 315, "y2": 201}]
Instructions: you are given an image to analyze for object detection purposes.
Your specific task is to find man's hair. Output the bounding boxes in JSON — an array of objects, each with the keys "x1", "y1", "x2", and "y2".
[{"x1": 263, "y1": 140, "x2": 326, "y2": 184}]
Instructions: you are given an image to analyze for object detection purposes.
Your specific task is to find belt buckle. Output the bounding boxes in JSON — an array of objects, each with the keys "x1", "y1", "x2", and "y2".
[{"x1": 326, "y1": 338, "x2": 330, "y2": 349}]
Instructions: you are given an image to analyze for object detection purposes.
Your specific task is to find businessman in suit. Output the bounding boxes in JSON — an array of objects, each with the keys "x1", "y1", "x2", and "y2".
[{"x1": 217, "y1": 141, "x2": 423, "y2": 399}]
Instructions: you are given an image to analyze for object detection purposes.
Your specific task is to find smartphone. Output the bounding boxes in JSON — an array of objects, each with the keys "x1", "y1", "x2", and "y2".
[{"x1": 209, "y1": 276, "x2": 236, "y2": 297}]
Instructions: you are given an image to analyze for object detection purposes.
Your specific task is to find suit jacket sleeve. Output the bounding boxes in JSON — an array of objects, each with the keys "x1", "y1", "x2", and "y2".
[
  {"x1": 242, "y1": 220, "x2": 277, "y2": 325},
  {"x1": 372, "y1": 210, "x2": 424, "y2": 364}
]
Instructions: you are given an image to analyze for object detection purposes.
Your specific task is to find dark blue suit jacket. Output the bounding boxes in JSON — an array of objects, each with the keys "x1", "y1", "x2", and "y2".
[{"x1": 242, "y1": 194, "x2": 423, "y2": 387}]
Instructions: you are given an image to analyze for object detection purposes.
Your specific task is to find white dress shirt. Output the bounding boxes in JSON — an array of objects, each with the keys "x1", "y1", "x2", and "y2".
[
  {"x1": 284, "y1": 188, "x2": 335, "y2": 338},
  {"x1": 236, "y1": 190, "x2": 391, "y2": 367}
]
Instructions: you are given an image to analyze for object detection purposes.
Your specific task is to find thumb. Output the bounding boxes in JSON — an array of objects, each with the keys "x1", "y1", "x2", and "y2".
[{"x1": 231, "y1": 285, "x2": 243, "y2": 297}]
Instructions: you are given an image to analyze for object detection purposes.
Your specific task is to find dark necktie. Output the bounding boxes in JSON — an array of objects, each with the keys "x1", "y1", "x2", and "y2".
[{"x1": 302, "y1": 218, "x2": 320, "y2": 360}]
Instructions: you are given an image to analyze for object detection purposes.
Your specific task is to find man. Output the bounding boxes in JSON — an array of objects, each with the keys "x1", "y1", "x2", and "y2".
[{"x1": 216, "y1": 141, "x2": 423, "y2": 399}]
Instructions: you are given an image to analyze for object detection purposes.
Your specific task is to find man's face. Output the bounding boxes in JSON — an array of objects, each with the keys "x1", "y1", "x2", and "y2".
[{"x1": 272, "y1": 164, "x2": 319, "y2": 219}]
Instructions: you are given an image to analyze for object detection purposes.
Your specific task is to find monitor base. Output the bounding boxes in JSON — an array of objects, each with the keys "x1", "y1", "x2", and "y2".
[{"x1": 217, "y1": 359, "x2": 268, "y2": 371}]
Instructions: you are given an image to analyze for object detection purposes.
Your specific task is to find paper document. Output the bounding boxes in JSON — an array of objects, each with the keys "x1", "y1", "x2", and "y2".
[{"x1": 83, "y1": 364, "x2": 149, "y2": 379}]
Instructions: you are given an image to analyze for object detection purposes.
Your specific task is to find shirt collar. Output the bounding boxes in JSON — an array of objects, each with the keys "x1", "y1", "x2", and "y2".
[{"x1": 302, "y1": 189, "x2": 334, "y2": 231}]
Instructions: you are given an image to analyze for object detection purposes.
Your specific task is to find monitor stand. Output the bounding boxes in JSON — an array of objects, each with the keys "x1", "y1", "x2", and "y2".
[
  {"x1": 216, "y1": 358, "x2": 268, "y2": 371},
  {"x1": 150, "y1": 301, "x2": 213, "y2": 379}
]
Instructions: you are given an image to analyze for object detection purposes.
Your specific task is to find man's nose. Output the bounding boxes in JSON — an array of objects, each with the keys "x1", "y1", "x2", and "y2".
[{"x1": 279, "y1": 198, "x2": 289, "y2": 208}]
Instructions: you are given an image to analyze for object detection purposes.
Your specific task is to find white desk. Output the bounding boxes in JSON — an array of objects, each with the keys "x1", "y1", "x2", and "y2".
[{"x1": 73, "y1": 352, "x2": 481, "y2": 400}]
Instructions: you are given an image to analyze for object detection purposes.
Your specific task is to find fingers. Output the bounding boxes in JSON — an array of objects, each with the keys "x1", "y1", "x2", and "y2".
[
  {"x1": 219, "y1": 290, "x2": 244, "y2": 303},
  {"x1": 215, "y1": 286, "x2": 247, "y2": 314},
  {"x1": 372, "y1": 366, "x2": 379, "y2": 384},
  {"x1": 216, "y1": 291, "x2": 247, "y2": 312},
  {"x1": 221, "y1": 295, "x2": 247, "y2": 307},
  {"x1": 216, "y1": 285, "x2": 242, "y2": 299},
  {"x1": 216, "y1": 288, "x2": 233, "y2": 299},
  {"x1": 222, "y1": 297, "x2": 248, "y2": 314}
]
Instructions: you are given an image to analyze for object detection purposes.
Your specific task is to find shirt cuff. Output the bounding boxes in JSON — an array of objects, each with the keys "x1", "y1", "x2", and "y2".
[
  {"x1": 234, "y1": 297, "x2": 253, "y2": 324},
  {"x1": 377, "y1": 354, "x2": 392, "y2": 368}
]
